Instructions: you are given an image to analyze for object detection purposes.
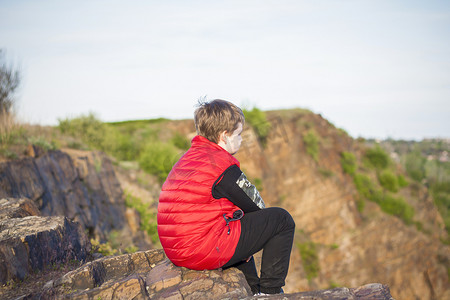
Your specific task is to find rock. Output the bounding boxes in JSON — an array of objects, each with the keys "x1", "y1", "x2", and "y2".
[
  {"x1": 36, "y1": 249, "x2": 251, "y2": 299},
  {"x1": 0, "y1": 214, "x2": 90, "y2": 285},
  {"x1": 251, "y1": 283, "x2": 394, "y2": 299},
  {"x1": 26, "y1": 144, "x2": 46, "y2": 158},
  {"x1": 0, "y1": 157, "x2": 45, "y2": 201},
  {"x1": 0, "y1": 149, "x2": 128, "y2": 241},
  {"x1": 0, "y1": 197, "x2": 40, "y2": 221},
  {"x1": 25, "y1": 249, "x2": 394, "y2": 300}
]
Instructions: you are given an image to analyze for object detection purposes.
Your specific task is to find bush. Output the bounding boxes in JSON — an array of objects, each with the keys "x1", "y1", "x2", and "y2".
[
  {"x1": 90, "y1": 238, "x2": 118, "y2": 256},
  {"x1": 341, "y1": 151, "x2": 357, "y2": 175},
  {"x1": 124, "y1": 191, "x2": 159, "y2": 244},
  {"x1": 353, "y1": 173, "x2": 383, "y2": 203},
  {"x1": 58, "y1": 113, "x2": 141, "y2": 161},
  {"x1": 431, "y1": 181, "x2": 450, "y2": 233},
  {"x1": 378, "y1": 170, "x2": 399, "y2": 193},
  {"x1": 397, "y1": 174, "x2": 409, "y2": 188},
  {"x1": 58, "y1": 113, "x2": 109, "y2": 149},
  {"x1": 243, "y1": 107, "x2": 271, "y2": 144},
  {"x1": 379, "y1": 195, "x2": 415, "y2": 225},
  {"x1": 364, "y1": 146, "x2": 390, "y2": 170},
  {"x1": 303, "y1": 130, "x2": 319, "y2": 162},
  {"x1": 171, "y1": 132, "x2": 190, "y2": 150},
  {"x1": 112, "y1": 133, "x2": 141, "y2": 161},
  {"x1": 297, "y1": 241, "x2": 319, "y2": 281},
  {"x1": 138, "y1": 141, "x2": 180, "y2": 182}
]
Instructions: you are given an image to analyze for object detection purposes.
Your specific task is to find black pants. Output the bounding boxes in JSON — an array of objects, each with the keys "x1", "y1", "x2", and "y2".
[{"x1": 222, "y1": 207, "x2": 295, "y2": 294}]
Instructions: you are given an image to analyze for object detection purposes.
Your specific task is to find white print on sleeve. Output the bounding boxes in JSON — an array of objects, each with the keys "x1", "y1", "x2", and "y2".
[{"x1": 236, "y1": 173, "x2": 266, "y2": 209}]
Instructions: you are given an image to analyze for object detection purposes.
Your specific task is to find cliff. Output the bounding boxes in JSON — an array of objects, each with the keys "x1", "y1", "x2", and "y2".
[{"x1": 234, "y1": 110, "x2": 450, "y2": 299}]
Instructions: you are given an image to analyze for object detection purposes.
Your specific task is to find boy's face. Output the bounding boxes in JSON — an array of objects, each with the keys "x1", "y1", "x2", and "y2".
[{"x1": 224, "y1": 122, "x2": 243, "y2": 155}]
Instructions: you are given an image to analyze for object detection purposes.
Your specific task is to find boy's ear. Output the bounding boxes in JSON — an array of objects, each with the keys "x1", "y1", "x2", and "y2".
[{"x1": 218, "y1": 130, "x2": 228, "y2": 143}]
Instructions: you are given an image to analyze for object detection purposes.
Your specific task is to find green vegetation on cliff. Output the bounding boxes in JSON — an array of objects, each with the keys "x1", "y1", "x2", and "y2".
[
  {"x1": 297, "y1": 241, "x2": 320, "y2": 281},
  {"x1": 243, "y1": 106, "x2": 271, "y2": 145},
  {"x1": 341, "y1": 145, "x2": 416, "y2": 225},
  {"x1": 303, "y1": 130, "x2": 320, "y2": 162}
]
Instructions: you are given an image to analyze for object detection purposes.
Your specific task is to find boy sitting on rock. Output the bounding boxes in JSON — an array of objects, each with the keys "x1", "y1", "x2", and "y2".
[{"x1": 157, "y1": 99, "x2": 295, "y2": 295}]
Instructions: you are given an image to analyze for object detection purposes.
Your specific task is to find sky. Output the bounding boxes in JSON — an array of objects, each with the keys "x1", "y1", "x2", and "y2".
[{"x1": 1, "y1": 0, "x2": 449, "y2": 140}]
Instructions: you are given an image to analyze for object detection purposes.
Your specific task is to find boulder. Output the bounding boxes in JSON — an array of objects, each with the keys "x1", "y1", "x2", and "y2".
[
  {"x1": 0, "y1": 197, "x2": 41, "y2": 221},
  {"x1": 0, "y1": 213, "x2": 90, "y2": 285}
]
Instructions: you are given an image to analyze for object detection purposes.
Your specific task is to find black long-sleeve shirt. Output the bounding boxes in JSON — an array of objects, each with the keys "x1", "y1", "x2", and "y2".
[{"x1": 212, "y1": 165, "x2": 265, "y2": 213}]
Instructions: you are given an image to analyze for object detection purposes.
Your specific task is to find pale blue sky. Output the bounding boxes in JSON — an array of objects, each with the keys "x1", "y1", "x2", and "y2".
[{"x1": 1, "y1": 0, "x2": 449, "y2": 140}]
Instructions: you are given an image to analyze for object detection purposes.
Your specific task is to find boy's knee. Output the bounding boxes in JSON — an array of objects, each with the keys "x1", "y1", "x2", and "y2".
[
  {"x1": 284, "y1": 209, "x2": 295, "y2": 230},
  {"x1": 269, "y1": 207, "x2": 295, "y2": 230}
]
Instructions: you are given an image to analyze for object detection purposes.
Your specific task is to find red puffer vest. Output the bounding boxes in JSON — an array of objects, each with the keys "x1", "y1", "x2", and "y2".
[{"x1": 157, "y1": 135, "x2": 242, "y2": 270}]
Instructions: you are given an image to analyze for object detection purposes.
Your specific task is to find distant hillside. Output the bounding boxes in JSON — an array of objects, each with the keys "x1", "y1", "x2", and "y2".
[{"x1": 1, "y1": 109, "x2": 449, "y2": 299}]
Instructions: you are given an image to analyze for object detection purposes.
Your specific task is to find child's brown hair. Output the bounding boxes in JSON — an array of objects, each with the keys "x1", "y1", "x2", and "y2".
[{"x1": 194, "y1": 99, "x2": 245, "y2": 143}]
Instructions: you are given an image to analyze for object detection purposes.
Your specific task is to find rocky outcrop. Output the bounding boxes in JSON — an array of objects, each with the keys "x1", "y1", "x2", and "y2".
[
  {"x1": 0, "y1": 197, "x2": 40, "y2": 221},
  {"x1": 30, "y1": 249, "x2": 393, "y2": 300},
  {"x1": 0, "y1": 149, "x2": 127, "y2": 241},
  {"x1": 35, "y1": 249, "x2": 250, "y2": 299},
  {"x1": 0, "y1": 198, "x2": 90, "y2": 285}
]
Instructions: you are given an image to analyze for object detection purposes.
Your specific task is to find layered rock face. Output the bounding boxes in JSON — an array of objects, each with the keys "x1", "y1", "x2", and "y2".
[
  {"x1": 0, "y1": 149, "x2": 127, "y2": 240},
  {"x1": 0, "y1": 198, "x2": 90, "y2": 285}
]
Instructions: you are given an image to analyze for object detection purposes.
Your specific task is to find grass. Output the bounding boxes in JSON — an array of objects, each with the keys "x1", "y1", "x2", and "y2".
[
  {"x1": 297, "y1": 241, "x2": 320, "y2": 281},
  {"x1": 303, "y1": 130, "x2": 320, "y2": 162},
  {"x1": 138, "y1": 142, "x2": 180, "y2": 183},
  {"x1": 341, "y1": 151, "x2": 357, "y2": 175},
  {"x1": 57, "y1": 113, "x2": 188, "y2": 182},
  {"x1": 124, "y1": 191, "x2": 159, "y2": 244},
  {"x1": 90, "y1": 237, "x2": 119, "y2": 256},
  {"x1": 0, "y1": 112, "x2": 19, "y2": 146},
  {"x1": 0, "y1": 112, "x2": 29, "y2": 158},
  {"x1": 318, "y1": 168, "x2": 334, "y2": 178},
  {"x1": 243, "y1": 106, "x2": 271, "y2": 145},
  {"x1": 90, "y1": 229, "x2": 141, "y2": 257}
]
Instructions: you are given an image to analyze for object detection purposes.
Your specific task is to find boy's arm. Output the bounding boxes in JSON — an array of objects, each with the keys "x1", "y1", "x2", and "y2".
[{"x1": 212, "y1": 165, "x2": 265, "y2": 213}]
